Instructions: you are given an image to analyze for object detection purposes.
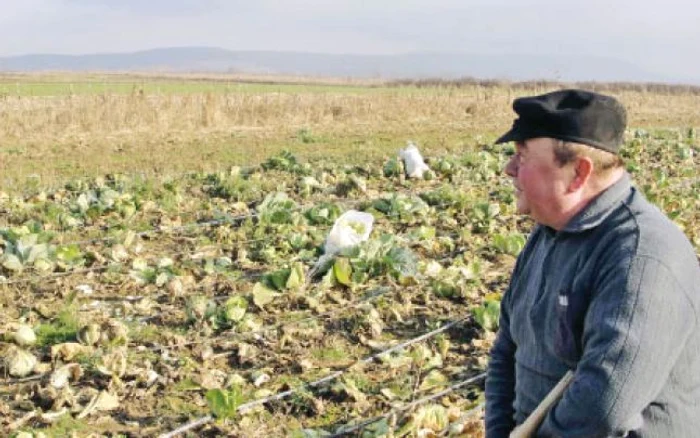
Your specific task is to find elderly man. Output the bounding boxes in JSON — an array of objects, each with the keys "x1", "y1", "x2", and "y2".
[{"x1": 485, "y1": 89, "x2": 700, "y2": 437}]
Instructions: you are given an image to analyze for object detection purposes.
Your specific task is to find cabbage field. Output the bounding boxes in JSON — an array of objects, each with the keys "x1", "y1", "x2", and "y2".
[{"x1": 0, "y1": 77, "x2": 698, "y2": 437}]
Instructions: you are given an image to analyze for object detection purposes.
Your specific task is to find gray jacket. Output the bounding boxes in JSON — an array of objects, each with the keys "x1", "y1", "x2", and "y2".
[{"x1": 485, "y1": 174, "x2": 700, "y2": 437}]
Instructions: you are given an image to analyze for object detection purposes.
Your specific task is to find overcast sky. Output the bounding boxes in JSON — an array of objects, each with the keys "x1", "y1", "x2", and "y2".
[{"x1": 1, "y1": 0, "x2": 698, "y2": 80}]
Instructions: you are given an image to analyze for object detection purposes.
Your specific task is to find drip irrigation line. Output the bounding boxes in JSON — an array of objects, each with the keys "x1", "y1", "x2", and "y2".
[
  {"x1": 181, "y1": 280, "x2": 451, "y2": 358},
  {"x1": 437, "y1": 402, "x2": 485, "y2": 437},
  {"x1": 329, "y1": 373, "x2": 487, "y2": 437},
  {"x1": 3, "y1": 284, "x2": 435, "y2": 388},
  {"x1": 2, "y1": 187, "x2": 298, "y2": 247},
  {"x1": 0, "y1": 220, "x2": 336, "y2": 287},
  {"x1": 146, "y1": 285, "x2": 396, "y2": 351},
  {"x1": 0, "y1": 189, "x2": 479, "y2": 288},
  {"x1": 43, "y1": 209, "x2": 273, "y2": 249},
  {"x1": 3, "y1": 179, "x2": 475, "y2": 256},
  {"x1": 158, "y1": 315, "x2": 470, "y2": 438},
  {"x1": 159, "y1": 415, "x2": 213, "y2": 438},
  {"x1": 0, "y1": 223, "x2": 473, "y2": 294},
  {"x1": 0, "y1": 264, "x2": 117, "y2": 287},
  {"x1": 66, "y1": 231, "x2": 466, "y2": 331},
  {"x1": 55, "y1": 211, "x2": 231, "y2": 248}
]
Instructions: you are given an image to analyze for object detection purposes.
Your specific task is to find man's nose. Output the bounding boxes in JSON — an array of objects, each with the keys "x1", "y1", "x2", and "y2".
[{"x1": 504, "y1": 155, "x2": 518, "y2": 177}]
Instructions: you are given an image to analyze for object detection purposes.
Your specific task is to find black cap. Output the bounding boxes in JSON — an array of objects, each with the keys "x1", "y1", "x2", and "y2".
[{"x1": 495, "y1": 89, "x2": 627, "y2": 154}]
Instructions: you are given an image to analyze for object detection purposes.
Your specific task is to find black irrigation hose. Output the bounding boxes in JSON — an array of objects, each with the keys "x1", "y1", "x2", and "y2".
[
  {"x1": 329, "y1": 373, "x2": 486, "y2": 437},
  {"x1": 0, "y1": 189, "x2": 490, "y2": 287},
  {"x1": 158, "y1": 316, "x2": 471, "y2": 438},
  {"x1": 1, "y1": 169, "x2": 490, "y2": 256}
]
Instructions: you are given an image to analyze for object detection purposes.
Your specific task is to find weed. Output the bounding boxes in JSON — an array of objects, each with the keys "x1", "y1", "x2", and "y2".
[
  {"x1": 19, "y1": 415, "x2": 91, "y2": 436},
  {"x1": 310, "y1": 347, "x2": 349, "y2": 364},
  {"x1": 34, "y1": 302, "x2": 81, "y2": 346}
]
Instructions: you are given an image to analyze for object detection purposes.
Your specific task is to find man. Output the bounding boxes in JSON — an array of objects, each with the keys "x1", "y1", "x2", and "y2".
[{"x1": 485, "y1": 89, "x2": 700, "y2": 437}]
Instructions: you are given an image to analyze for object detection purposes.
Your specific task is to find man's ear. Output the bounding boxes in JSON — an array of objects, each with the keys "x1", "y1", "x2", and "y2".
[{"x1": 569, "y1": 157, "x2": 593, "y2": 192}]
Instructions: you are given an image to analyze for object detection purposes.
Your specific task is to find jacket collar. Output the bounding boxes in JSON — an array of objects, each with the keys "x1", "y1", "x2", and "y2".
[{"x1": 559, "y1": 173, "x2": 632, "y2": 234}]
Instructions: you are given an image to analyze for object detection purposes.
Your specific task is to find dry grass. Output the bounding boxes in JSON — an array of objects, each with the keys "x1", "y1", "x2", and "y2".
[
  {"x1": 0, "y1": 70, "x2": 388, "y2": 87},
  {"x1": 1, "y1": 73, "x2": 699, "y2": 193}
]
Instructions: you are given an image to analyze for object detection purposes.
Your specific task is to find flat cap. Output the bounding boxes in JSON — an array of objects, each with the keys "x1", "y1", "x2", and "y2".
[{"x1": 495, "y1": 89, "x2": 627, "y2": 154}]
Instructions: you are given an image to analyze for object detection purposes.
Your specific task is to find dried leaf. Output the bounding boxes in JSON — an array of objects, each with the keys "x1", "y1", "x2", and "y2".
[
  {"x1": 77, "y1": 391, "x2": 120, "y2": 419},
  {"x1": 186, "y1": 295, "x2": 216, "y2": 322},
  {"x1": 1, "y1": 254, "x2": 23, "y2": 271},
  {"x1": 96, "y1": 348, "x2": 127, "y2": 378},
  {"x1": 4, "y1": 346, "x2": 37, "y2": 377},
  {"x1": 50, "y1": 363, "x2": 83, "y2": 389},
  {"x1": 110, "y1": 244, "x2": 129, "y2": 262},
  {"x1": 13, "y1": 324, "x2": 37, "y2": 346},
  {"x1": 419, "y1": 370, "x2": 449, "y2": 392},
  {"x1": 51, "y1": 343, "x2": 91, "y2": 362},
  {"x1": 77, "y1": 323, "x2": 102, "y2": 346},
  {"x1": 286, "y1": 262, "x2": 306, "y2": 290},
  {"x1": 380, "y1": 387, "x2": 398, "y2": 400},
  {"x1": 167, "y1": 277, "x2": 184, "y2": 296},
  {"x1": 101, "y1": 319, "x2": 129, "y2": 345},
  {"x1": 412, "y1": 404, "x2": 449, "y2": 432},
  {"x1": 237, "y1": 342, "x2": 259, "y2": 365},
  {"x1": 250, "y1": 370, "x2": 270, "y2": 387},
  {"x1": 196, "y1": 368, "x2": 227, "y2": 390},
  {"x1": 38, "y1": 407, "x2": 69, "y2": 424},
  {"x1": 252, "y1": 282, "x2": 280, "y2": 308},
  {"x1": 333, "y1": 379, "x2": 367, "y2": 405}
]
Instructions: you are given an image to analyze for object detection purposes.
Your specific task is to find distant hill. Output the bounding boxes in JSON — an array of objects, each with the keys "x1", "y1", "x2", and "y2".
[{"x1": 0, "y1": 46, "x2": 689, "y2": 84}]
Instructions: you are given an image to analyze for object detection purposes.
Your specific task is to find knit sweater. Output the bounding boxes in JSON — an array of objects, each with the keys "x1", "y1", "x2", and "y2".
[{"x1": 485, "y1": 174, "x2": 700, "y2": 437}]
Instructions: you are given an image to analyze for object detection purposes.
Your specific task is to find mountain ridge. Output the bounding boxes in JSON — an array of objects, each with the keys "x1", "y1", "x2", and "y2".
[{"x1": 0, "y1": 46, "x2": 694, "y2": 85}]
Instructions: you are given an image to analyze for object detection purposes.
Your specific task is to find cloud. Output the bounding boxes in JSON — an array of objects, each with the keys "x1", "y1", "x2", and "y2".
[{"x1": 60, "y1": 0, "x2": 223, "y2": 17}]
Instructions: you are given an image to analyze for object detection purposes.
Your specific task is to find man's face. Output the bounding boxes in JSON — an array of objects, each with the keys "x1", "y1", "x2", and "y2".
[{"x1": 503, "y1": 138, "x2": 573, "y2": 226}]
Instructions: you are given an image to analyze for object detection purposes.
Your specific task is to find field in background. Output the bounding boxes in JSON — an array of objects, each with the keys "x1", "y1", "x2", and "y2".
[
  {"x1": 0, "y1": 73, "x2": 697, "y2": 436},
  {"x1": 1, "y1": 73, "x2": 699, "y2": 193}
]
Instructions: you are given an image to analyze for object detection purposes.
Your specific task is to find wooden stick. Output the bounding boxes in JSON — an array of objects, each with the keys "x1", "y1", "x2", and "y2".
[{"x1": 509, "y1": 370, "x2": 575, "y2": 438}]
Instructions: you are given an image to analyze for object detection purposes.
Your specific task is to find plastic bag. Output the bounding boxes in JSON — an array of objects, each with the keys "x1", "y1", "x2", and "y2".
[
  {"x1": 323, "y1": 210, "x2": 374, "y2": 255},
  {"x1": 308, "y1": 210, "x2": 374, "y2": 279},
  {"x1": 399, "y1": 141, "x2": 430, "y2": 178}
]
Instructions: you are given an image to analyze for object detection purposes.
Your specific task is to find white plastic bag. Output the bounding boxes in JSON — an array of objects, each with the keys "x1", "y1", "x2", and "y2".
[
  {"x1": 308, "y1": 210, "x2": 374, "y2": 279},
  {"x1": 323, "y1": 210, "x2": 374, "y2": 255},
  {"x1": 399, "y1": 141, "x2": 430, "y2": 178}
]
